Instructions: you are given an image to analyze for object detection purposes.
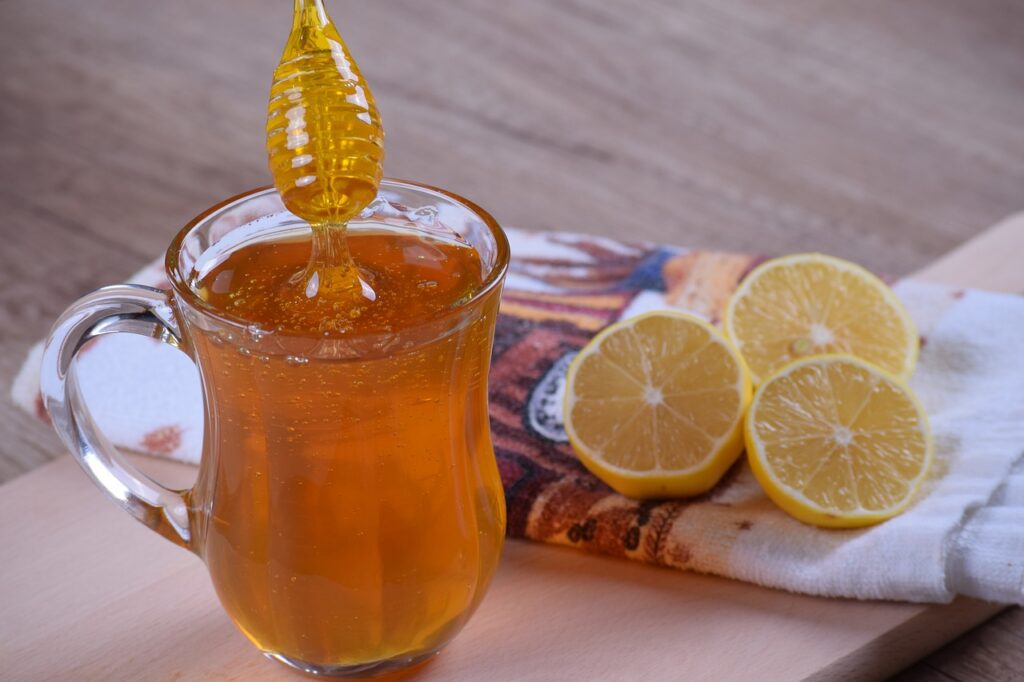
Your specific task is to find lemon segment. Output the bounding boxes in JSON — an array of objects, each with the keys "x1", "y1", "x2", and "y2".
[
  {"x1": 724, "y1": 253, "x2": 918, "y2": 385},
  {"x1": 564, "y1": 311, "x2": 752, "y2": 499},
  {"x1": 745, "y1": 355, "x2": 932, "y2": 528}
]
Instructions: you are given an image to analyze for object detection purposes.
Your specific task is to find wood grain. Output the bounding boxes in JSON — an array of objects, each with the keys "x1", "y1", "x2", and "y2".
[
  {"x1": 0, "y1": 454, "x2": 1006, "y2": 682},
  {"x1": 1, "y1": 0, "x2": 1022, "y2": 679},
  {"x1": 913, "y1": 211, "x2": 1024, "y2": 295}
]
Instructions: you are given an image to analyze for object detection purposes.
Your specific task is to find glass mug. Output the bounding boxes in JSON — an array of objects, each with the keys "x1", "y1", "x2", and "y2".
[{"x1": 40, "y1": 181, "x2": 509, "y2": 677}]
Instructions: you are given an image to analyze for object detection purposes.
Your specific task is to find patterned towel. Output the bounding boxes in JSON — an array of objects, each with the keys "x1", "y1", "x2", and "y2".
[{"x1": 13, "y1": 228, "x2": 1024, "y2": 605}]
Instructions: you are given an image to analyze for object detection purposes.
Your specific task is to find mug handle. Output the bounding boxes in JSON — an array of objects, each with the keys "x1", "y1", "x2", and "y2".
[{"x1": 40, "y1": 284, "x2": 196, "y2": 550}]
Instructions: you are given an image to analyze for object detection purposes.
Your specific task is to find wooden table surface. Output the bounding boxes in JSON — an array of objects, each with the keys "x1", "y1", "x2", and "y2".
[{"x1": 1, "y1": 1, "x2": 1022, "y2": 679}]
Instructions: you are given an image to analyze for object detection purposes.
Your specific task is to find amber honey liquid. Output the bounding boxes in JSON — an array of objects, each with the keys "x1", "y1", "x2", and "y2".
[
  {"x1": 208, "y1": 0, "x2": 505, "y2": 667},
  {"x1": 187, "y1": 228, "x2": 505, "y2": 667}
]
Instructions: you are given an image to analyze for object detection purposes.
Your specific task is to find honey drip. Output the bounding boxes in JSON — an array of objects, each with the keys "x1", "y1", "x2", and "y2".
[{"x1": 266, "y1": 0, "x2": 385, "y2": 302}]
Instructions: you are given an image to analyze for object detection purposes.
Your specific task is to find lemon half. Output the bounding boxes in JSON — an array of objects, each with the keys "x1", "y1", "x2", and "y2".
[
  {"x1": 745, "y1": 355, "x2": 932, "y2": 528},
  {"x1": 724, "y1": 253, "x2": 918, "y2": 385},
  {"x1": 564, "y1": 311, "x2": 752, "y2": 499}
]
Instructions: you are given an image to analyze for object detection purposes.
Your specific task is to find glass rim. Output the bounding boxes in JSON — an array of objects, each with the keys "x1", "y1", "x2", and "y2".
[{"x1": 165, "y1": 179, "x2": 510, "y2": 337}]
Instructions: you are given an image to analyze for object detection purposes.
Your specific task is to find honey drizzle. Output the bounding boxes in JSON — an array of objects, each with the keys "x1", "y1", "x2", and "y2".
[{"x1": 266, "y1": 0, "x2": 385, "y2": 300}]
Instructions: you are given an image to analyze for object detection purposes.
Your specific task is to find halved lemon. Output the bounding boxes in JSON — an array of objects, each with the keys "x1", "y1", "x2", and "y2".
[
  {"x1": 563, "y1": 311, "x2": 752, "y2": 499},
  {"x1": 724, "y1": 253, "x2": 918, "y2": 385},
  {"x1": 746, "y1": 355, "x2": 932, "y2": 528}
]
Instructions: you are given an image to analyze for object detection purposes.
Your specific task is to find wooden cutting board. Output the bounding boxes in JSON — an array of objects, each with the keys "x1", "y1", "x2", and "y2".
[{"x1": 2, "y1": 213, "x2": 1022, "y2": 681}]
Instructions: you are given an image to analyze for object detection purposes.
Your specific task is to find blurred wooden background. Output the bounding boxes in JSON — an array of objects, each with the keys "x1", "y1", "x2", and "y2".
[{"x1": 1, "y1": 1, "x2": 1022, "y2": 679}]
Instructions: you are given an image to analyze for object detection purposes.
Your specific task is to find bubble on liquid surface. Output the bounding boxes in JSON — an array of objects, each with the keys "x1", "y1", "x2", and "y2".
[{"x1": 247, "y1": 324, "x2": 271, "y2": 342}]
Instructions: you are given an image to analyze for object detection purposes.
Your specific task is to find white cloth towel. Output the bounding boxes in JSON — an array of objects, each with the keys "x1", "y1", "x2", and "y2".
[
  {"x1": 620, "y1": 280, "x2": 1024, "y2": 604},
  {"x1": 12, "y1": 229, "x2": 1024, "y2": 605}
]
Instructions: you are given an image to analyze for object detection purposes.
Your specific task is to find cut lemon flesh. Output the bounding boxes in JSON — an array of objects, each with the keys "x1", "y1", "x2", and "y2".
[
  {"x1": 724, "y1": 253, "x2": 918, "y2": 385},
  {"x1": 564, "y1": 311, "x2": 752, "y2": 499},
  {"x1": 745, "y1": 355, "x2": 932, "y2": 528}
]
